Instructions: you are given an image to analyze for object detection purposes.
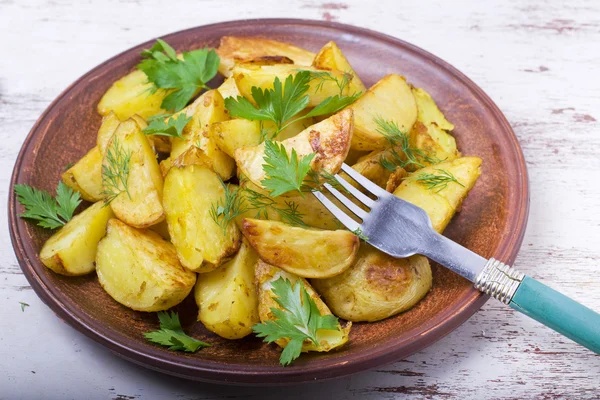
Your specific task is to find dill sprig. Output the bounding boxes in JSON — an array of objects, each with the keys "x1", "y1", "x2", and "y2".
[
  {"x1": 414, "y1": 169, "x2": 464, "y2": 192},
  {"x1": 351, "y1": 227, "x2": 369, "y2": 241},
  {"x1": 302, "y1": 169, "x2": 348, "y2": 194},
  {"x1": 209, "y1": 178, "x2": 247, "y2": 234},
  {"x1": 307, "y1": 70, "x2": 353, "y2": 96},
  {"x1": 374, "y1": 116, "x2": 441, "y2": 172},
  {"x1": 240, "y1": 186, "x2": 307, "y2": 227},
  {"x1": 101, "y1": 137, "x2": 132, "y2": 204}
]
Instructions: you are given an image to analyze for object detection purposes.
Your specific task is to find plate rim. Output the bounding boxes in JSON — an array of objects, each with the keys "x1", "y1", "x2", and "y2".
[{"x1": 8, "y1": 18, "x2": 529, "y2": 385}]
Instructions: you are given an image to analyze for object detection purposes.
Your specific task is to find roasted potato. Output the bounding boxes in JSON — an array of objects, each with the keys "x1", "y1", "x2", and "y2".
[
  {"x1": 312, "y1": 245, "x2": 432, "y2": 322},
  {"x1": 163, "y1": 164, "x2": 241, "y2": 273},
  {"x1": 235, "y1": 109, "x2": 353, "y2": 189},
  {"x1": 346, "y1": 74, "x2": 417, "y2": 151},
  {"x1": 96, "y1": 111, "x2": 121, "y2": 154},
  {"x1": 217, "y1": 76, "x2": 241, "y2": 100},
  {"x1": 385, "y1": 167, "x2": 408, "y2": 193},
  {"x1": 39, "y1": 201, "x2": 114, "y2": 276},
  {"x1": 412, "y1": 87, "x2": 455, "y2": 131},
  {"x1": 96, "y1": 219, "x2": 196, "y2": 312},
  {"x1": 409, "y1": 121, "x2": 460, "y2": 165},
  {"x1": 195, "y1": 238, "x2": 259, "y2": 339},
  {"x1": 161, "y1": 90, "x2": 234, "y2": 180},
  {"x1": 62, "y1": 146, "x2": 104, "y2": 202},
  {"x1": 97, "y1": 69, "x2": 168, "y2": 120},
  {"x1": 393, "y1": 157, "x2": 482, "y2": 233},
  {"x1": 217, "y1": 36, "x2": 315, "y2": 77},
  {"x1": 104, "y1": 119, "x2": 164, "y2": 228},
  {"x1": 232, "y1": 64, "x2": 352, "y2": 107},
  {"x1": 312, "y1": 41, "x2": 366, "y2": 95},
  {"x1": 242, "y1": 218, "x2": 359, "y2": 278},
  {"x1": 256, "y1": 261, "x2": 351, "y2": 353}
]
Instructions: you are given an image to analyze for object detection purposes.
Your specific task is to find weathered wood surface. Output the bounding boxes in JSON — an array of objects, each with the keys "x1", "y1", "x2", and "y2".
[{"x1": 1, "y1": 0, "x2": 599, "y2": 399}]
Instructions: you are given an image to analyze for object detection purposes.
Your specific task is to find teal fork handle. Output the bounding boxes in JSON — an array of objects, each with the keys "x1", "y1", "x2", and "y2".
[{"x1": 510, "y1": 276, "x2": 600, "y2": 354}]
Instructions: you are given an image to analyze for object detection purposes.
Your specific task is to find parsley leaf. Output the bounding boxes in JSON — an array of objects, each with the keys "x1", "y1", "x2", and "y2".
[
  {"x1": 14, "y1": 181, "x2": 81, "y2": 229},
  {"x1": 252, "y1": 277, "x2": 340, "y2": 366},
  {"x1": 261, "y1": 140, "x2": 315, "y2": 197},
  {"x1": 304, "y1": 93, "x2": 360, "y2": 118},
  {"x1": 142, "y1": 113, "x2": 191, "y2": 140},
  {"x1": 144, "y1": 311, "x2": 210, "y2": 353},
  {"x1": 137, "y1": 39, "x2": 219, "y2": 112}
]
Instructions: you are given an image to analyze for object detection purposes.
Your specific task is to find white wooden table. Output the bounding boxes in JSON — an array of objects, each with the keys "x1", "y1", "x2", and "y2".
[{"x1": 2, "y1": 1, "x2": 599, "y2": 398}]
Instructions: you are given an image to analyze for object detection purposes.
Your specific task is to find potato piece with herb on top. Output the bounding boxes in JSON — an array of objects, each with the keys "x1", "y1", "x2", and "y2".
[
  {"x1": 163, "y1": 164, "x2": 241, "y2": 273},
  {"x1": 312, "y1": 41, "x2": 366, "y2": 95},
  {"x1": 242, "y1": 218, "x2": 359, "y2": 278},
  {"x1": 195, "y1": 238, "x2": 259, "y2": 339},
  {"x1": 62, "y1": 147, "x2": 105, "y2": 202},
  {"x1": 40, "y1": 201, "x2": 114, "y2": 276},
  {"x1": 103, "y1": 118, "x2": 164, "y2": 228},
  {"x1": 96, "y1": 219, "x2": 196, "y2": 312}
]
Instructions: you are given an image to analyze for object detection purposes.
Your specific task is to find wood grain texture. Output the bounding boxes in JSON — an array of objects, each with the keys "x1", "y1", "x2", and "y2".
[{"x1": 1, "y1": 0, "x2": 599, "y2": 399}]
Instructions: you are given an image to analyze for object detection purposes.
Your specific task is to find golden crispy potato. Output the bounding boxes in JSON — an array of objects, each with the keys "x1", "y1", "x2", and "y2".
[
  {"x1": 195, "y1": 238, "x2": 259, "y2": 339},
  {"x1": 312, "y1": 245, "x2": 432, "y2": 322},
  {"x1": 393, "y1": 157, "x2": 482, "y2": 233},
  {"x1": 62, "y1": 146, "x2": 104, "y2": 202},
  {"x1": 104, "y1": 119, "x2": 164, "y2": 228},
  {"x1": 161, "y1": 90, "x2": 234, "y2": 180},
  {"x1": 385, "y1": 167, "x2": 408, "y2": 193},
  {"x1": 96, "y1": 219, "x2": 196, "y2": 312},
  {"x1": 347, "y1": 74, "x2": 417, "y2": 151},
  {"x1": 344, "y1": 151, "x2": 394, "y2": 189},
  {"x1": 242, "y1": 218, "x2": 359, "y2": 278},
  {"x1": 312, "y1": 41, "x2": 366, "y2": 95},
  {"x1": 412, "y1": 87, "x2": 454, "y2": 131},
  {"x1": 210, "y1": 119, "x2": 262, "y2": 159},
  {"x1": 217, "y1": 76, "x2": 241, "y2": 100},
  {"x1": 232, "y1": 64, "x2": 352, "y2": 107},
  {"x1": 410, "y1": 121, "x2": 460, "y2": 165},
  {"x1": 217, "y1": 36, "x2": 315, "y2": 77},
  {"x1": 235, "y1": 109, "x2": 353, "y2": 190},
  {"x1": 97, "y1": 69, "x2": 167, "y2": 120},
  {"x1": 96, "y1": 111, "x2": 121, "y2": 154},
  {"x1": 39, "y1": 202, "x2": 114, "y2": 276},
  {"x1": 163, "y1": 165, "x2": 241, "y2": 272},
  {"x1": 256, "y1": 261, "x2": 351, "y2": 353}
]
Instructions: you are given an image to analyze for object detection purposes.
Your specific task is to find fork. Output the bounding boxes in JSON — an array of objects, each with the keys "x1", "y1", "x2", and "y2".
[{"x1": 312, "y1": 163, "x2": 600, "y2": 354}]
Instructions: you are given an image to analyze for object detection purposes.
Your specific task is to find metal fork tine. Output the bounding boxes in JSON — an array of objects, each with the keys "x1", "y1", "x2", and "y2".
[
  {"x1": 323, "y1": 183, "x2": 368, "y2": 219},
  {"x1": 312, "y1": 191, "x2": 361, "y2": 232},
  {"x1": 340, "y1": 163, "x2": 388, "y2": 197},
  {"x1": 332, "y1": 174, "x2": 375, "y2": 208}
]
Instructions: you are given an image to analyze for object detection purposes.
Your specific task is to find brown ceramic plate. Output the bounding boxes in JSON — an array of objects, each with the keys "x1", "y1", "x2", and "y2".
[{"x1": 8, "y1": 19, "x2": 528, "y2": 384}]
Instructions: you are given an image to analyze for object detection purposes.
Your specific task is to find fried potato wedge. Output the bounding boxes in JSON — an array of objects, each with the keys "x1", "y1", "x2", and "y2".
[
  {"x1": 312, "y1": 41, "x2": 366, "y2": 95},
  {"x1": 232, "y1": 64, "x2": 352, "y2": 107},
  {"x1": 96, "y1": 111, "x2": 121, "y2": 154},
  {"x1": 312, "y1": 245, "x2": 432, "y2": 322},
  {"x1": 195, "y1": 238, "x2": 259, "y2": 339},
  {"x1": 410, "y1": 121, "x2": 460, "y2": 165},
  {"x1": 393, "y1": 157, "x2": 482, "y2": 233},
  {"x1": 96, "y1": 219, "x2": 196, "y2": 312},
  {"x1": 163, "y1": 165, "x2": 241, "y2": 272},
  {"x1": 97, "y1": 69, "x2": 168, "y2": 120},
  {"x1": 62, "y1": 146, "x2": 104, "y2": 202},
  {"x1": 235, "y1": 109, "x2": 353, "y2": 189},
  {"x1": 217, "y1": 36, "x2": 315, "y2": 77},
  {"x1": 217, "y1": 76, "x2": 241, "y2": 100},
  {"x1": 242, "y1": 218, "x2": 359, "y2": 278},
  {"x1": 412, "y1": 87, "x2": 454, "y2": 131},
  {"x1": 347, "y1": 74, "x2": 417, "y2": 151},
  {"x1": 40, "y1": 201, "x2": 114, "y2": 276},
  {"x1": 256, "y1": 261, "x2": 351, "y2": 353},
  {"x1": 161, "y1": 90, "x2": 234, "y2": 180},
  {"x1": 105, "y1": 119, "x2": 164, "y2": 228}
]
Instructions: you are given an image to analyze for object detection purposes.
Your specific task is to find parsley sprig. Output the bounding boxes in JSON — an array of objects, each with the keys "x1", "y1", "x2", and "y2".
[
  {"x1": 143, "y1": 113, "x2": 191, "y2": 140},
  {"x1": 225, "y1": 71, "x2": 359, "y2": 139},
  {"x1": 261, "y1": 139, "x2": 316, "y2": 197},
  {"x1": 144, "y1": 311, "x2": 210, "y2": 353},
  {"x1": 252, "y1": 277, "x2": 341, "y2": 366},
  {"x1": 137, "y1": 39, "x2": 219, "y2": 112},
  {"x1": 414, "y1": 169, "x2": 464, "y2": 192},
  {"x1": 14, "y1": 181, "x2": 81, "y2": 229}
]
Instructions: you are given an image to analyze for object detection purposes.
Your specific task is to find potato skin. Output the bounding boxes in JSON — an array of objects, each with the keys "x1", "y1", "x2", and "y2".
[
  {"x1": 242, "y1": 218, "x2": 359, "y2": 279},
  {"x1": 96, "y1": 111, "x2": 121, "y2": 155},
  {"x1": 96, "y1": 219, "x2": 196, "y2": 312},
  {"x1": 235, "y1": 109, "x2": 353, "y2": 190},
  {"x1": 195, "y1": 238, "x2": 259, "y2": 339},
  {"x1": 312, "y1": 245, "x2": 432, "y2": 322},
  {"x1": 163, "y1": 165, "x2": 241, "y2": 272},
  {"x1": 97, "y1": 69, "x2": 168, "y2": 120},
  {"x1": 62, "y1": 146, "x2": 104, "y2": 202},
  {"x1": 346, "y1": 74, "x2": 417, "y2": 151},
  {"x1": 40, "y1": 201, "x2": 114, "y2": 276},
  {"x1": 105, "y1": 119, "x2": 164, "y2": 228},
  {"x1": 256, "y1": 261, "x2": 351, "y2": 353}
]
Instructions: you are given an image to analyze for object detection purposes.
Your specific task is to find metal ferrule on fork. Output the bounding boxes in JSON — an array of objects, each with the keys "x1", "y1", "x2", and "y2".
[{"x1": 473, "y1": 258, "x2": 525, "y2": 304}]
